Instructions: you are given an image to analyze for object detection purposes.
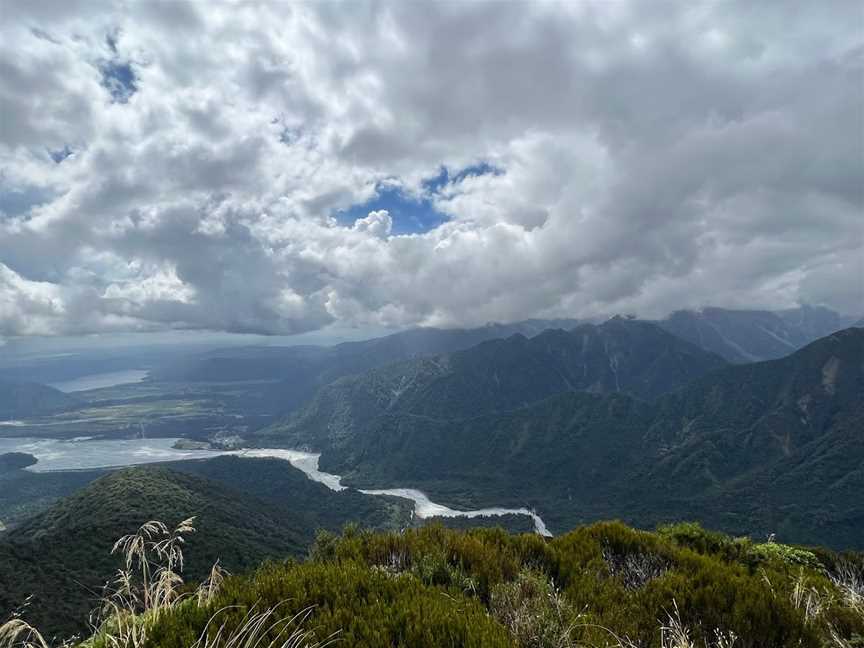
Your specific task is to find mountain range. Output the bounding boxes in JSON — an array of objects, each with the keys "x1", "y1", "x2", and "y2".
[
  {"x1": 147, "y1": 306, "x2": 856, "y2": 416},
  {"x1": 260, "y1": 318, "x2": 726, "y2": 453},
  {"x1": 151, "y1": 319, "x2": 581, "y2": 413},
  {"x1": 262, "y1": 325, "x2": 863, "y2": 549}
]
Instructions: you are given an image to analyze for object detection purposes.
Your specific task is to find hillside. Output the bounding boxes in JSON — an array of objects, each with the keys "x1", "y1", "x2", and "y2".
[
  {"x1": 656, "y1": 305, "x2": 857, "y2": 363},
  {"x1": 168, "y1": 455, "x2": 409, "y2": 532},
  {"x1": 648, "y1": 327, "x2": 864, "y2": 476},
  {"x1": 263, "y1": 317, "x2": 726, "y2": 450},
  {"x1": 638, "y1": 326, "x2": 864, "y2": 547},
  {"x1": 0, "y1": 379, "x2": 79, "y2": 420},
  {"x1": 267, "y1": 328, "x2": 863, "y2": 549},
  {"x1": 317, "y1": 392, "x2": 649, "y2": 505},
  {"x1": 0, "y1": 460, "x2": 410, "y2": 637},
  {"x1": 0, "y1": 458, "x2": 103, "y2": 530}
]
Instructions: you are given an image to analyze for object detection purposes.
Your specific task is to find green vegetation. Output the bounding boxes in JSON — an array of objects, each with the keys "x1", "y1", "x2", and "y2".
[
  {"x1": 421, "y1": 513, "x2": 536, "y2": 534},
  {"x1": 144, "y1": 558, "x2": 514, "y2": 648},
  {"x1": 0, "y1": 460, "x2": 411, "y2": 637},
  {"x1": 152, "y1": 521, "x2": 862, "y2": 647},
  {"x1": 169, "y1": 456, "x2": 411, "y2": 533},
  {"x1": 0, "y1": 395, "x2": 241, "y2": 440},
  {"x1": 0, "y1": 464, "x2": 104, "y2": 529},
  {"x1": 5, "y1": 520, "x2": 861, "y2": 648},
  {"x1": 2, "y1": 326, "x2": 862, "y2": 645},
  {"x1": 2, "y1": 517, "x2": 337, "y2": 648}
]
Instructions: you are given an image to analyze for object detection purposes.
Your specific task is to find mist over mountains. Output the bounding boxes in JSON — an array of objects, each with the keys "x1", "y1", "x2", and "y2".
[{"x1": 656, "y1": 305, "x2": 859, "y2": 363}]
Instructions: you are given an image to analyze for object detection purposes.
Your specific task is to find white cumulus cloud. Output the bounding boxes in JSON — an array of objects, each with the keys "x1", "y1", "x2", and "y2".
[{"x1": 353, "y1": 210, "x2": 392, "y2": 238}]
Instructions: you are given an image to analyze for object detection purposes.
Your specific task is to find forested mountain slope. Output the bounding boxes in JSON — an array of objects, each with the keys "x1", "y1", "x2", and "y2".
[
  {"x1": 267, "y1": 328, "x2": 863, "y2": 549},
  {"x1": 639, "y1": 326, "x2": 864, "y2": 547}
]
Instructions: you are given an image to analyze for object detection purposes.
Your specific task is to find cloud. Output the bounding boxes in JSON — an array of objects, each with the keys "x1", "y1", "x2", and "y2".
[
  {"x1": 353, "y1": 210, "x2": 392, "y2": 238},
  {"x1": 0, "y1": 1, "x2": 861, "y2": 337}
]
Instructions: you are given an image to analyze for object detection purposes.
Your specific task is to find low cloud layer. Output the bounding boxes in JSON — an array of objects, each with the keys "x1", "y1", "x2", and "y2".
[{"x1": 1, "y1": 1, "x2": 861, "y2": 337}]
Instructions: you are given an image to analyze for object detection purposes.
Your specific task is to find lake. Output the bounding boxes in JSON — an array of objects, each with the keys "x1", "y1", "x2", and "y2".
[{"x1": 49, "y1": 370, "x2": 150, "y2": 393}]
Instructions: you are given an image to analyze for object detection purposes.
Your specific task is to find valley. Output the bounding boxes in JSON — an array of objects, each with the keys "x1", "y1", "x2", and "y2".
[
  {"x1": 0, "y1": 380, "x2": 279, "y2": 442},
  {"x1": 0, "y1": 437, "x2": 551, "y2": 534},
  {"x1": 2, "y1": 311, "x2": 861, "y2": 550}
]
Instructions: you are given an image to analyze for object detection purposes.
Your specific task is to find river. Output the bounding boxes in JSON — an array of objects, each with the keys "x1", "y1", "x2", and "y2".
[{"x1": 0, "y1": 437, "x2": 551, "y2": 535}]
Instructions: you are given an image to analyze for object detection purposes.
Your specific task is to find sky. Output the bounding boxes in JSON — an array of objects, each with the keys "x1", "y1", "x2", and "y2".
[{"x1": 0, "y1": 1, "x2": 862, "y2": 341}]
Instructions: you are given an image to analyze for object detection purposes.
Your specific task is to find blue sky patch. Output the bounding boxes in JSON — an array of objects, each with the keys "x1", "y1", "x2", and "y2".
[
  {"x1": 100, "y1": 60, "x2": 137, "y2": 103},
  {"x1": 337, "y1": 184, "x2": 449, "y2": 235},
  {"x1": 49, "y1": 145, "x2": 74, "y2": 164},
  {"x1": 338, "y1": 163, "x2": 502, "y2": 235},
  {"x1": 422, "y1": 161, "x2": 503, "y2": 193}
]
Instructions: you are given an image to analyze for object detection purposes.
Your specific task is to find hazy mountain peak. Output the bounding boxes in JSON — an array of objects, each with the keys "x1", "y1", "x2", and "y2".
[{"x1": 656, "y1": 305, "x2": 858, "y2": 363}]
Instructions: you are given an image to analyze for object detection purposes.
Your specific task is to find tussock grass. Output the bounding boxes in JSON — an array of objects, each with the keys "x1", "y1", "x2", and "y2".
[
  {"x1": 489, "y1": 569, "x2": 581, "y2": 647},
  {"x1": 1, "y1": 518, "x2": 325, "y2": 648},
  {"x1": 831, "y1": 561, "x2": 864, "y2": 617},
  {"x1": 190, "y1": 604, "x2": 338, "y2": 648},
  {"x1": 657, "y1": 602, "x2": 738, "y2": 648},
  {"x1": 0, "y1": 619, "x2": 50, "y2": 648}
]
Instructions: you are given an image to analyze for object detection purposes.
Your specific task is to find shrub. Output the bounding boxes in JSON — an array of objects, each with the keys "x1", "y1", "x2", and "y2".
[
  {"x1": 144, "y1": 560, "x2": 516, "y2": 648},
  {"x1": 4, "y1": 519, "x2": 862, "y2": 648},
  {"x1": 748, "y1": 541, "x2": 822, "y2": 570},
  {"x1": 490, "y1": 569, "x2": 580, "y2": 648}
]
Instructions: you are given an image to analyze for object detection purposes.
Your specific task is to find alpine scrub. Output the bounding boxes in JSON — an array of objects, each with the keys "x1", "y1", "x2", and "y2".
[{"x1": 3, "y1": 520, "x2": 863, "y2": 648}]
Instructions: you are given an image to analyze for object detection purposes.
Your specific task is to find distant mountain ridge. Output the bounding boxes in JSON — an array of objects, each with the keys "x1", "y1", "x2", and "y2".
[
  {"x1": 655, "y1": 305, "x2": 858, "y2": 363},
  {"x1": 262, "y1": 318, "x2": 727, "y2": 453},
  {"x1": 148, "y1": 307, "x2": 857, "y2": 419},
  {"x1": 0, "y1": 379, "x2": 79, "y2": 420},
  {"x1": 152, "y1": 319, "x2": 581, "y2": 414}
]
